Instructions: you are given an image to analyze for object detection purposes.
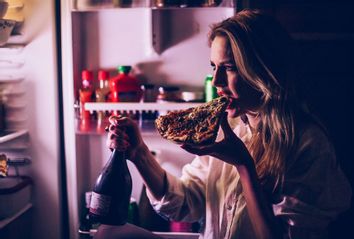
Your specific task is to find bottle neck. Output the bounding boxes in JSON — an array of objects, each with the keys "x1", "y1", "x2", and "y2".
[
  {"x1": 99, "y1": 79, "x2": 109, "y2": 89},
  {"x1": 110, "y1": 149, "x2": 127, "y2": 168}
]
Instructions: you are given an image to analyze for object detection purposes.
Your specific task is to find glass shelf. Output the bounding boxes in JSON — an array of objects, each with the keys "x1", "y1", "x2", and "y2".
[
  {"x1": 72, "y1": 0, "x2": 235, "y2": 11},
  {"x1": 84, "y1": 102, "x2": 202, "y2": 112},
  {"x1": 76, "y1": 117, "x2": 158, "y2": 135},
  {"x1": 0, "y1": 130, "x2": 28, "y2": 144},
  {"x1": 76, "y1": 102, "x2": 203, "y2": 135},
  {"x1": 0, "y1": 203, "x2": 32, "y2": 230}
]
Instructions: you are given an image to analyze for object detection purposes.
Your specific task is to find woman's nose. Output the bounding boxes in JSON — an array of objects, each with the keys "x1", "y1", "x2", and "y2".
[{"x1": 212, "y1": 68, "x2": 226, "y2": 87}]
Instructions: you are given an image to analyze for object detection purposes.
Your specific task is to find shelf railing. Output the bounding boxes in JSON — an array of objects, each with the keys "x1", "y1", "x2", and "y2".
[{"x1": 84, "y1": 102, "x2": 203, "y2": 112}]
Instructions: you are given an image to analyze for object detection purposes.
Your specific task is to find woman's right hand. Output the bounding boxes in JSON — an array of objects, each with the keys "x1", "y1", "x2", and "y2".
[{"x1": 106, "y1": 115, "x2": 148, "y2": 164}]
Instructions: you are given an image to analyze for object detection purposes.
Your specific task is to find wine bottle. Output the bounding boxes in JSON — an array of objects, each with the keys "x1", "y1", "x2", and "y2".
[{"x1": 89, "y1": 149, "x2": 132, "y2": 225}]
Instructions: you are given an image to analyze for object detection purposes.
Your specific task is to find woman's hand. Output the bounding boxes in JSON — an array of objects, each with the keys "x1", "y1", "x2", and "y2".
[
  {"x1": 180, "y1": 113, "x2": 254, "y2": 168},
  {"x1": 107, "y1": 115, "x2": 167, "y2": 200},
  {"x1": 106, "y1": 115, "x2": 148, "y2": 164}
]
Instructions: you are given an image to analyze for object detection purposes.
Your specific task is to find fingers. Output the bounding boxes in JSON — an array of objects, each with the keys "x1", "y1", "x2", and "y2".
[
  {"x1": 107, "y1": 130, "x2": 130, "y2": 149},
  {"x1": 109, "y1": 115, "x2": 130, "y2": 126},
  {"x1": 180, "y1": 144, "x2": 213, "y2": 156},
  {"x1": 220, "y1": 112, "x2": 234, "y2": 139},
  {"x1": 107, "y1": 116, "x2": 131, "y2": 150}
]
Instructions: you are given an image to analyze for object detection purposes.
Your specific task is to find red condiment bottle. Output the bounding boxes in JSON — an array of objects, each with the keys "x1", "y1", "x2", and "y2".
[
  {"x1": 95, "y1": 70, "x2": 110, "y2": 132},
  {"x1": 79, "y1": 70, "x2": 94, "y2": 131},
  {"x1": 79, "y1": 70, "x2": 94, "y2": 120},
  {"x1": 109, "y1": 65, "x2": 141, "y2": 103}
]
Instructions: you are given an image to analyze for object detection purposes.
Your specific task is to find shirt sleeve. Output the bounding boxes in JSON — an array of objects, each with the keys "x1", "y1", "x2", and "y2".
[
  {"x1": 146, "y1": 155, "x2": 210, "y2": 222},
  {"x1": 273, "y1": 125, "x2": 352, "y2": 236}
]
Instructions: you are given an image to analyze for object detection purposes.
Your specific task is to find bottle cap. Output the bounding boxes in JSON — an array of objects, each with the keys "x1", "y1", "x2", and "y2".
[
  {"x1": 98, "y1": 70, "x2": 109, "y2": 80},
  {"x1": 81, "y1": 70, "x2": 93, "y2": 81},
  {"x1": 118, "y1": 65, "x2": 132, "y2": 74},
  {"x1": 205, "y1": 74, "x2": 213, "y2": 81}
]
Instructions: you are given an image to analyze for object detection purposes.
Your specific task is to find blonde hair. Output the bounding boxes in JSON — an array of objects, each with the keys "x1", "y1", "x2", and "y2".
[{"x1": 209, "y1": 10, "x2": 301, "y2": 194}]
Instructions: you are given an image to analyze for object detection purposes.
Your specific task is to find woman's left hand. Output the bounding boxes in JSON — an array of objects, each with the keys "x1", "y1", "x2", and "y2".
[{"x1": 181, "y1": 113, "x2": 254, "y2": 167}]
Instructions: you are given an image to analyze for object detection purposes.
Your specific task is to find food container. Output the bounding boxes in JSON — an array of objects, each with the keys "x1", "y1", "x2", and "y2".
[
  {"x1": 0, "y1": 0, "x2": 9, "y2": 19},
  {"x1": 0, "y1": 19, "x2": 16, "y2": 46},
  {"x1": 180, "y1": 91, "x2": 204, "y2": 102},
  {"x1": 156, "y1": 86, "x2": 182, "y2": 103},
  {"x1": 0, "y1": 176, "x2": 32, "y2": 219}
]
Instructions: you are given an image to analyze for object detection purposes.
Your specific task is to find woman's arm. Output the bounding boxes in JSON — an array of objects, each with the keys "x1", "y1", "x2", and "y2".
[
  {"x1": 237, "y1": 163, "x2": 282, "y2": 239},
  {"x1": 108, "y1": 116, "x2": 207, "y2": 222},
  {"x1": 132, "y1": 144, "x2": 167, "y2": 200},
  {"x1": 107, "y1": 116, "x2": 167, "y2": 200},
  {"x1": 181, "y1": 115, "x2": 282, "y2": 239}
]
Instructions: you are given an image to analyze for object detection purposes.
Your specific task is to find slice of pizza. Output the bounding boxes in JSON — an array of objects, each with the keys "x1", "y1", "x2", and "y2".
[{"x1": 155, "y1": 96, "x2": 229, "y2": 145}]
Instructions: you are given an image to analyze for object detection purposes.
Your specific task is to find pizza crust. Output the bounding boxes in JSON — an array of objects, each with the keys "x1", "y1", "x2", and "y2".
[{"x1": 155, "y1": 96, "x2": 229, "y2": 145}]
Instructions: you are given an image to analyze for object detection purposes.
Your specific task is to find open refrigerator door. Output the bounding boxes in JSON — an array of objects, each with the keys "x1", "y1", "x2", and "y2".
[{"x1": 60, "y1": 0, "x2": 236, "y2": 238}]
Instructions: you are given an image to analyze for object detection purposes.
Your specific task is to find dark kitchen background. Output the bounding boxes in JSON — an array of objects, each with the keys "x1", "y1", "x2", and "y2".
[{"x1": 237, "y1": 0, "x2": 354, "y2": 238}]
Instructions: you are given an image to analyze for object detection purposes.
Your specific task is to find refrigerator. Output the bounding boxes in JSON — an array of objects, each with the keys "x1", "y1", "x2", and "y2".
[
  {"x1": 60, "y1": 0, "x2": 236, "y2": 238},
  {"x1": 1, "y1": 0, "x2": 236, "y2": 238},
  {"x1": 0, "y1": 0, "x2": 63, "y2": 239}
]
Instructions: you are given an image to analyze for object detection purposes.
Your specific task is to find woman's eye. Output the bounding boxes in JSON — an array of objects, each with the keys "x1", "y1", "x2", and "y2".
[
  {"x1": 225, "y1": 65, "x2": 237, "y2": 71},
  {"x1": 211, "y1": 65, "x2": 216, "y2": 71}
]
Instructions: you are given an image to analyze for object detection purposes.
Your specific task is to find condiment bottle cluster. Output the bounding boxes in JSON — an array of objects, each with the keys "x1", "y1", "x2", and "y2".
[{"x1": 76, "y1": 65, "x2": 217, "y2": 132}]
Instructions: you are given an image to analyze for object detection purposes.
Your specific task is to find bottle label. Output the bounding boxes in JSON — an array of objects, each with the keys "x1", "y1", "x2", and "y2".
[{"x1": 89, "y1": 192, "x2": 111, "y2": 216}]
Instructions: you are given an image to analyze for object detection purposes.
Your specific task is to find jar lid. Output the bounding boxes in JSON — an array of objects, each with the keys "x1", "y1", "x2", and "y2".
[
  {"x1": 81, "y1": 70, "x2": 93, "y2": 80},
  {"x1": 98, "y1": 70, "x2": 109, "y2": 80},
  {"x1": 141, "y1": 84, "x2": 155, "y2": 90},
  {"x1": 158, "y1": 86, "x2": 179, "y2": 93}
]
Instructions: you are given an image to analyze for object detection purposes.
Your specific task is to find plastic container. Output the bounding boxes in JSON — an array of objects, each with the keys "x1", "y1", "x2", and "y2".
[
  {"x1": 156, "y1": 86, "x2": 182, "y2": 103},
  {"x1": 0, "y1": 1, "x2": 9, "y2": 19},
  {"x1": 180, "y1": 91, "x2": 204, "y2": 102},
  {"x1": 0, "y1": 19, "x2": 16, "y2": 46},
  {"x1": 109, "y1": 66, "x2": 141, "y2": 103},
  {"x1": 0, "y1": 176, "x2": 32, "y2": 219}
]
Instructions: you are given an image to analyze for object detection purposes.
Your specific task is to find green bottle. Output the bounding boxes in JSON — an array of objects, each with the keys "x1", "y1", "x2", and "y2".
[{"x1": 204, "y1": 74, "x2": 218, "y2": 102}]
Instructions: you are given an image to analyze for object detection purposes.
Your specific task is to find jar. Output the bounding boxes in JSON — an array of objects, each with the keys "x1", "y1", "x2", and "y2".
[
  {"x1": 140, "y1": 84, "x2": 156, "y2": 103},
  {"x1": 180, "y1": 91, "x2": 204, "y2": 102},
  {"x1": 156, "y1": 86, "x2": 182, "y2": 103}
]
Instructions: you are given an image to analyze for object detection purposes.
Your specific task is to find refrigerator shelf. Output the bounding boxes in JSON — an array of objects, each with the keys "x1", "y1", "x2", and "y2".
[
  {"x1": 0, "y1": 130, "x2": 28, "y2": 144},
  {"x1": 75, "y1": 118, "x2": 158, "y2": 136},
  {"x1": 0, "y1": 45, "x2": 24, "y2": 55},
  {"x1": 84, "y1": 102, "x2": 202, "y2": 112},
  {"x1": 0, "y1": 203, "x2": 32, "y2": 230},
  {"x1": 78, "y1": 228, "x2": 200, "y2": 239}
]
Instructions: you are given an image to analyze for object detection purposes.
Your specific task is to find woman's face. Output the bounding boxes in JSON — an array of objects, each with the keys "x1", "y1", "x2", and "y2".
[{"x1": 210, "y1": 36, "x2": 262, "y2": 118}]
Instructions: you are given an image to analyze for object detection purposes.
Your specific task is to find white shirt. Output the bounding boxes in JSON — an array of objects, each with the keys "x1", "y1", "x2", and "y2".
[{"x1": 147, "y1": 119, "x2": 352, "y2": 239}]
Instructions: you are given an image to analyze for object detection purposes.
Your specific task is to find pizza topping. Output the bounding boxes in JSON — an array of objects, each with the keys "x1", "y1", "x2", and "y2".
[{"x1": 155, "y1": 96, "x2": 229, "y2": 145}]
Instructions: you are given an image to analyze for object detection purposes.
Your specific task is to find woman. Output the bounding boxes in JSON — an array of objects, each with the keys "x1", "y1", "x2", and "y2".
[{"x1": 101, "y1": 10, "x2": 351, "y2": 239}]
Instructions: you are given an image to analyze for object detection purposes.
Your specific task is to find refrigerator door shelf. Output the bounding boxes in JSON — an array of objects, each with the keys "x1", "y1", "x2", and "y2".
[
  {"x1": 78, "y1": 228, "x2": 200, "y2": 239},
  {"x1": 0, "y1": 129, "x2": 28, "y2": 144},
  {"x1": 84, "y1": 102, "x2": 202, "y2": 112}
]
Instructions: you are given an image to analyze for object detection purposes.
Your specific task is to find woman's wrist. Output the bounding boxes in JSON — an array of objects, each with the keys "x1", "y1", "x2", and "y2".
[
  {"x1": 130, "y1": 143, "x2": 150, "y2": 165},
  {"x1": 235, "y1": 156, "x2": 256, "y2": 178}
]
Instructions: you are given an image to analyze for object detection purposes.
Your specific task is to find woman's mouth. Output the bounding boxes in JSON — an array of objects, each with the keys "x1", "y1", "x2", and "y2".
[{"x1": 227, "y1": 97, "x2": 237, "y2": 109}]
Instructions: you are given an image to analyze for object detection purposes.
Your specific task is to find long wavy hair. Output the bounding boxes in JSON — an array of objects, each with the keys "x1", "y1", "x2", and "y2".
[{"x1": 208, "y1": 10, "x2": 303, "y2": 195}]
